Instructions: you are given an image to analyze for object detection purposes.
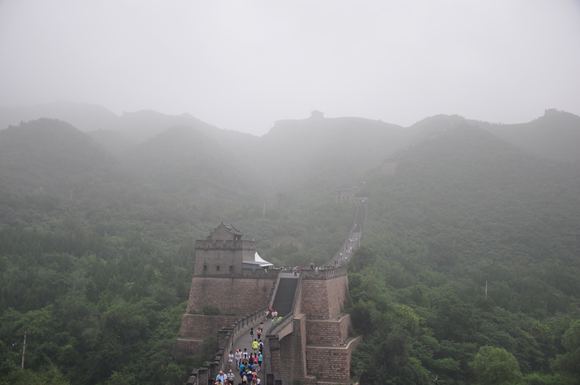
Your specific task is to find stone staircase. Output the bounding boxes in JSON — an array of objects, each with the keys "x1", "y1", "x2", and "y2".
[{"x1": 271, "y1": 277, "x2": 299, "y2": 317}]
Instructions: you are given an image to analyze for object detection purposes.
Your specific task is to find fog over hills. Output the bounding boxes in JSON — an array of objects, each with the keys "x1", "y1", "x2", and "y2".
[
  {"x1": 0, "y1": 101, "x2": 120, "y2": 133},
  {"x1": 0, "y1": 119, "x2": 122, "y2": 196},
  {"x1": 124, "y1": 125, "x2": 262, "y2": 203},
  {"x1": 2, "y1": 1, "x2": 579, "y2": 381},
  {"x1": 1, "y1": 105, "x2": 579, "y2": 218},
  {"x1": 471, "y1": 109, "x2": 580, "y2": 163},
  {"x1": 2, "y1": 101, "x2": 579, "y2": 165},
  {"x1": 1, "y1": 105, "x2": 580, "y2": 384}
]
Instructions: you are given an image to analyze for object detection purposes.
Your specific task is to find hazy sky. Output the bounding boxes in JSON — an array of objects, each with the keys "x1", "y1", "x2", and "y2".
[{"x1": 1, "y1": 1, "x2": 579, "y2": 136}]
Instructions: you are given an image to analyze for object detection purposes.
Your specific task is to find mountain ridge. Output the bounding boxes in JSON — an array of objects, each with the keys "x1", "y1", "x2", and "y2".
[{"x1": 1, "y1": 111, "x2": 580, "y2": 384}]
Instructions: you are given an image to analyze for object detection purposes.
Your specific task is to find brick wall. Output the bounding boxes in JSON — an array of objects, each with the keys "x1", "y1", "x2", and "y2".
[
  {"x1": 186, "y1": 276, "x2": 275, "y2": 316},
  {"x1": 277, "y1": 314, "x2": 307, "y2": 383},
  {"x1": 179, "y1": 314, "x2": 240, "y2": 338},
  {"x1": 177, "y1": 338, "x2": 203, "y2": 355},
  {"x1": 301, "y1": 275, "x2": 349, "y2": 319},
  {"x1": 306, "y1": 314, "x2": 351, "y2": 345},
  {"x1": 305, "y1": 337, "x2": 362, "y2": 380},
  {"x1": 268, "y1": 336, "x2": 282, "y2": 376}
]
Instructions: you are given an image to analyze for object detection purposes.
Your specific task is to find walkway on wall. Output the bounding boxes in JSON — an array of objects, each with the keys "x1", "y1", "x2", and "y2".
[
  {"x1": 226, "y1": 318, "x2": 274, "y2": 385},
  {"x1": 271, "y1": 275, "x2": 300, "y2": 318},
  {"x1": 225, "y1": 273, "x2": 300, "y2": 384},
  {"x1": 323, "y1": 197, "x2": 368, "y2": 268},
  {"x1": 191, "y1": 198, "x2": 369, "y2": 385}
]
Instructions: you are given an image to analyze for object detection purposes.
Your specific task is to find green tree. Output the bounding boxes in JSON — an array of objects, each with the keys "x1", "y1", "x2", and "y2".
[
  {"x1": 106, "y1": 371, "x2": 135, "y2": 385},
  {"x1": 470, "y1": 346, "x2": 522, "y2": 385},
  {"x1": 552, "y1": 320, "x2": 580, "y2": 377},
  {"x1": 0, "y1": 366, "x2": 70, "y2": 385}
]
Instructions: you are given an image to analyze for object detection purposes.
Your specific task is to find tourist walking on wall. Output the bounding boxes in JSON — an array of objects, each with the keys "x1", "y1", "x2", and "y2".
[
  {"x1": 241, "y1": 371, "x2": 247, "y2": 385},
  {"x1": 235, "y1": 349, "x2": 241, "y2": 369},
  {"x1": 252, "y1": 371, "x2": 258, "y2": 385},
  {"x1": 246, "y1": 370, "x2": 253, "y2": 384},
  {"x1": 226, "y1": 370, "x2": 234, "y2": 384}
]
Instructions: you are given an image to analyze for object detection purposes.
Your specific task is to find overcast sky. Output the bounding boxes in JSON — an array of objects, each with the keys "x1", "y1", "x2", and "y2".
[{"x1": 1, "y1": 1, "x2": 579, "y2": 136}]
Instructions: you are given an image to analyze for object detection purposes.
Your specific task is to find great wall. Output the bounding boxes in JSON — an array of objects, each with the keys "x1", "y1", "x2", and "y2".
[{"x1": 178, "y1": 198, "x2": 368, "y2": 385}]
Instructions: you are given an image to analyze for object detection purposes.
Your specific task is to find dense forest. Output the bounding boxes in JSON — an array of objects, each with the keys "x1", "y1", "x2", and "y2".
[
  {"x1": 0, "y1": 107, "x2": 579, "y2": 384},
  {"x1": 348, "y1": 124, "x2": 580, "y2": 384}
]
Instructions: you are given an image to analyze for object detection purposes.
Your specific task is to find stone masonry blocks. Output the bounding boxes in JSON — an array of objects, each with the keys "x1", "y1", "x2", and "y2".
[
  {"x1": 277, "y1": 314, "x2": 307, "y2": 383},
  {"x1": 301, "y1": 275, "x2": 349, "y2": 320},
  {"x1": 306, "y1": 314, "x2": 351, "y2": 345},
  {"x1": 177, "y1": 338, "x2": 203, "y2": 355},
  {"x1": 179, "y1": 314, "x2": 240, "y2": 339},
  {"x1": 305, "y1": 337, "x2": 362, "y2": 380},
  {"x1": 186, "y1": 276, "x2": 275, "y2": 316}
]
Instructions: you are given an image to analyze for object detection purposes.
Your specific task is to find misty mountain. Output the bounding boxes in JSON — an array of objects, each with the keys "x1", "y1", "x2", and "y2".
[
  {"x1": 363, "y1": 121, "x2": 580, "y2": 296},
  {"x1": 122, "y1": 125, "x2": 262, "y2": 203},
  {"x1": 1, "y1": 113, "x2": 580, "y2": 385},
  {"x1": 116, "y1": 110, "x2": 262, "y2": 184},
  {"x1": 257, "y1": 117, "x2": 418, "y2": 200},
  {"x1": 86, "y1": 129, "x2": 134, "y2": 159},
  {"x1": 3, "y1": 101, "x2": 579, "y2": 168},
  {"x1": 3, "y1": 107, "x2": 579, "y2": 213},
  {"x1": 350, "y1": 122, "x2": 580, "y2": 384},
  {"x1": 0, "y1": 102, "x2": 261, "y2": 156},
  {"x1": 472, "y1": 109, "x2": 580, "y2": 163},
  {"x1": 0, "y1": 119, "x2": 123, "y2": 196},
  {"x1": 116, "y1": 110, "x2": 216, "y2": 144},
  {"x1": 0, "y1": 100, "x2": 120, "y2": 133}
]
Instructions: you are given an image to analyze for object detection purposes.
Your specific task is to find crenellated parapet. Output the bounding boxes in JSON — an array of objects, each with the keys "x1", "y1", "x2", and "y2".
[
  {"x1": 195, "y1": 239, "x2": 255, "y2": 250},
  {"x1": 301, "y1": 266, "x2": 348, "y2": 280}
]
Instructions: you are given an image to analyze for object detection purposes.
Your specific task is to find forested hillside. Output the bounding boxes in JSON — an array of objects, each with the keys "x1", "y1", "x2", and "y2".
[
  {"x1": 122, "y1": 125, "x2": 263, "y2": 203},
  {"x1": 473, "y1": 109, "x2": 580, "y2": 163},
  {"x1": 0, "y1": 101, "x2": 120, "y2": 135},
  {"x1": 347, "y1": 123, "x2": 580, "y2": 384},
  {"x1": 0, "y1": 119, "x2": 356, "y2": 384},
  {"x1": 0, "y1": 112, "x2": 579, "y2": 384},
  {"x1": 257, "y1": 117, "x2": 417, "y2": 202}
]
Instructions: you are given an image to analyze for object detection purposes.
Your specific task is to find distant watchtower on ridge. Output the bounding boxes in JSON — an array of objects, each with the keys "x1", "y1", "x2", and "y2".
[
  {"x1": 194, "y1": 222, "x2": 257, "y2": 276},
  {"x1": 310, "y1": 110, "x2": 324, "y2": 119},
  {"x1": 336, "y1": 187, "x2": 354, "y2": 202}
]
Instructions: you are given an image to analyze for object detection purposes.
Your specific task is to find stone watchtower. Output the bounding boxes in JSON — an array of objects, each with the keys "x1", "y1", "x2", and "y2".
[
  {"x1": 310, "y1": 109, "x2": 324, "y2": 119},
  {"x1": 178, "y1": 223, "x2": 277, "y2": 354},
  {"x1": 194, "y1": 222, "x2": 256, "y2": 276}
]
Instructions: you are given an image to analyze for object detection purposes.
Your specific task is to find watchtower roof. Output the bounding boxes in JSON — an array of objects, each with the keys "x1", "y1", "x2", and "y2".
[{"x1": 207, "y1": 222, "x2": 243, "y2": 239}]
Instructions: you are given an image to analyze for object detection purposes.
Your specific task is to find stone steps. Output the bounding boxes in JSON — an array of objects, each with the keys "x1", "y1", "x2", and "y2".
[{"x1": 271, "y1": 277, "x2": 299, "y2": 317}]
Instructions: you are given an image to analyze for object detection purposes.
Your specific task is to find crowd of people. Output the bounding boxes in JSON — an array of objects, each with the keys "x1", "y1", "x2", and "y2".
[{"x1": 214, "y1": 321, "x2": 267, "y2": 385}]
